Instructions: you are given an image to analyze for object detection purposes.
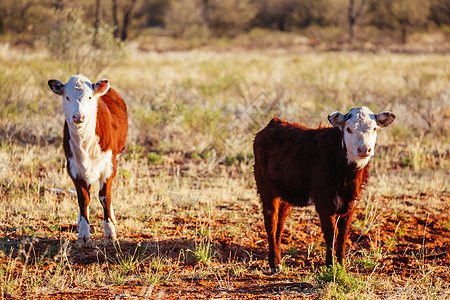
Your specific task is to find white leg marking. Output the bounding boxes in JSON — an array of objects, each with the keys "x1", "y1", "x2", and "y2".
[
  {"x1": 77, "y1": 215, "x2": 90, "y2": 242},
  {"x1": 103, "y1": 201, "x2": 117, "y2": 240},
  {"x1": 99, "y1": 190, "x2": 117, "y2": 240},
  {"x1": 103, "y1": 218, "x2": 117, "y2": 241}
]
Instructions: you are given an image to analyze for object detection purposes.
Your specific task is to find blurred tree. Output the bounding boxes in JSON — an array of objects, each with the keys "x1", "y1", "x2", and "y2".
[
  {"x1": 47, "y1": 7, "x2": 123, "y2": 77},
  {"x1": 164, "y1": 0, "x2": 205, "y2": 38},
  {"x1": 348, "y1": 0, "x2": 367, "y2": 42},
  {"x1": 54, "y1": 0, "x2": 64, "y2": 10},
  {"x1": 0, "y1": 9, "x2": 4, "y2": 35},
  {"x1": 207, "y1": 0, "x2": 257, "y2": 36},
  {"x1": 0, "y1": 0, "x2": 56, "y2": 44},
  {"x1": 141, "y1": 0, "x2": 168, "y2": 27},
  {"x1": 1, "y1": 0, "x2": 34, "y2": 34},
  {"x1": 256, "y1": 0, "x2": 297, "y2": 31},
  {"x1": 93, "y1": 0, "x2": 102, "y2": 46},
  {"x1": 369, "y1": 0, "x2": 430, "y2": 43},
  {"x1": 112, "y1": 0, "x2": 119, "y2": 37},
  {"x1": 255, "y1": 0, "x2": 331, "y2": 31},
  {"x1": 202, "y1": 0, "x2": 210, "y2": 28},
  {"x1": 429, "y1": 0, "x2": 450, "y2": 26},
  {"x1": 0, "y1": 0, "x2": 447, "y2": 46},
  {"x1": 121, "y1": 1, "x2": 137, "y2": 41},
  {"x1": 110, "y1": 0, "x2": 139, "y2": 41}
]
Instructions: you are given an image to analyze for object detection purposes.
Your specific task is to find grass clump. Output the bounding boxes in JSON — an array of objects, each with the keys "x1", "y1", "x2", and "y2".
[
  {"x1": 148, "y1": 152, "x2": 163, "y2": 165},
  {"x1": 100, "y1": 243, "x2": 149, "y2": 285},
  {"x1": 315, "y1": 263, "x2": 362, "y2": 294},
  {"x1": 187, "y1": 239, "x2": 216, "y2": 264},
  {"x1": 106, "y1": 243, "x2": 149, "y2": 275},
  {"x1": 353, "y1": 249, "x2": 382, "y2": 270}
]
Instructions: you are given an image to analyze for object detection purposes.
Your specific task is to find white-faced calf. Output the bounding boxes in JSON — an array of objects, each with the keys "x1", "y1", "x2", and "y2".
[
  {"x1": 253, "y1": 106, "x2": 395, "y2": 271},
  {"x1": 48, "y1": 74, "x2": 128, "y2": 242}
]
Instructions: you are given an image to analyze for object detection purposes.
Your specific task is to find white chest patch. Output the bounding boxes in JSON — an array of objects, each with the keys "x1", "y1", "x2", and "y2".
[{"x1": 68, "y1": 132, "x2": 113, "y2": 185}]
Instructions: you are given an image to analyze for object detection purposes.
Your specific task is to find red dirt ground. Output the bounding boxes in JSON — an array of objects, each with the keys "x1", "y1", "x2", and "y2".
[{"x1": 2, "y1": 192, "x2": 449, "y2": 299}]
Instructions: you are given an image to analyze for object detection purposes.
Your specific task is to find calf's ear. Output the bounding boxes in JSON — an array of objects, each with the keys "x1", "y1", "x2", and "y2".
[
  {"x1": 94, "y1": 79, "x2": 110, "y2": 97},
  {"x1": 328, "y1": 111, "x2": 346, "y2": 129},
  {"x1": 376, "y1": 111, "x2": 396, "y2": 128},
  {"x1": 48, "y1": 79, "x2": 64, "y2": 95}
]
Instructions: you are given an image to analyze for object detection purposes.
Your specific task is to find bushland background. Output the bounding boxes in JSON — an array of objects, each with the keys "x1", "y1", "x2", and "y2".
[
  {"x1": 0, "y1": 0, "x2": 449, "y2": 299},
  {"x1": 0, "y1": 0, "x2": 449, "y2": 50}
]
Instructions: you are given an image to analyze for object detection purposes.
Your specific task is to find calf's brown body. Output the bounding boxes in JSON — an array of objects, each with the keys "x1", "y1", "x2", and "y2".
[{"x1": 253, "y1": 117, "x2": 369, "y2": 270}]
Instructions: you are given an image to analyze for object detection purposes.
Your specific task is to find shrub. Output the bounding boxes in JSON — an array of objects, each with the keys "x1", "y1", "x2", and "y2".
[{"x1": 47, "y1": 8, "x2": 124, "y2": 78}]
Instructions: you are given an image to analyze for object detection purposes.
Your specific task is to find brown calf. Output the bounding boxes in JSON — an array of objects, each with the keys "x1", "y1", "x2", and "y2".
[{"x1": 253, "y1": 106, "x2": 395, "y2": 271}]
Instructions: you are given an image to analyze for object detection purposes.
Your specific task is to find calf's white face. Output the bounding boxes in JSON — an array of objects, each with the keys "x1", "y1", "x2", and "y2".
[
  {"x1": 48, "y1": 74, "x2": 110, "y2": 131},
  {"x1": 328, "y1": 106, "x2": 396, "y2": 168}
]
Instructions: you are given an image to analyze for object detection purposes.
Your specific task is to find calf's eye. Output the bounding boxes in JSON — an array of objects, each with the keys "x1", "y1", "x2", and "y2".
[
  {"x1": 346, "y1": 127, "x2": 352, "y2": 134},
  {"x1": 89, "y1": 96, "x2": 92, "y2": 100},
  {"x1": 65, "y1": 96, "x2": 70, "y2": 102}
]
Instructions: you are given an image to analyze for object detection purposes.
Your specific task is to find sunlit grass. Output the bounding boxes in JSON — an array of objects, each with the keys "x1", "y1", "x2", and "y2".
[{"x1": 0, "y1": 45, "x2": 449, "y2": 298}]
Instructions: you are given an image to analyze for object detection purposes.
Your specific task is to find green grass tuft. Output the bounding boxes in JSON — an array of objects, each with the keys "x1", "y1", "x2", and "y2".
[{"x1": 315, "y1": 263, "x2": 362, "y2": 293}]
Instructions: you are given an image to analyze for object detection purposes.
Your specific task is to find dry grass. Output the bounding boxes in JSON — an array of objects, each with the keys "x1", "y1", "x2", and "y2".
[{"x1": 0, "y1": 44, "x2": 449, "y2": 299}]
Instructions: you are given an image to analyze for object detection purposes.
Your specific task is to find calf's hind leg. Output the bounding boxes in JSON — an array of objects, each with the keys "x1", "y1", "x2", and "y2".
[
  {"x1": 275, "y1": 201, "x2": 291, "y2": 264},
  {"x1": 263, "y1": 197, "x2": 283, "y2": 272},
  {"x1": 99, "y1": 176, "x2": 117, "y2": 241}
]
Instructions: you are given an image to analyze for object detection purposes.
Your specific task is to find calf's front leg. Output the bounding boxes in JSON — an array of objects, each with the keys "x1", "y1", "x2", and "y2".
[
  {"x1": 74, "y1": 179, "x2": 91, "y2": 242},
  {"x1": 317, "y1": 211, "x2": 337, "y2": 266},
  {"x1": 336, "y1": 211, "x2": 354, "y2": 266},
  {"x1": 99, "y1": 176, "x2": 117, "y2": 241}
]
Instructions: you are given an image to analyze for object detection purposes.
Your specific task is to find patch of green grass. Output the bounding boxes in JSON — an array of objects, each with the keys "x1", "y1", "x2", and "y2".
[
  {"x1": 108, "y1": 266, "x2": 127, "y2": 285},
  {"x1": 196, "y1": 61, "x2": 244, "y2": 97},
  {"x1": 118, "y1": 168, "x2": 132, "y2": 180},
  {"x1": 353, "y1": 249, "x2": 382, "y2": 270},
  {"x1": 443, "y1": 220, "x2": 450, "y2": 231},
  {"x1": 46, "y1": 224, "x2": 60, "y2": 233},
  {"x1": 124, "y1": 143, "x2": 145, "y2": 161},
  {"x1": 187, "y1": 239, "x2": 216, "y2": 264},
  {"x1": 22, "y1": 227, "x2": 34, "y2": 236},
  {"x1": 231, "y1": 265, "x2": 247, "y2": 277},
  {"x1": 224, "y1": 153, "x2": 253, "y2": 166},
  {"x1": 352, "y1": 196, "x2": 381, "y2": 235},
  {"x1": 148, "y1": 152, "x2": 163, "y2": 165},
  {"x1": 104, "y1": 243, "x2": 149, "y2": 277},
  {"x1": 315, "y1": 263, "x2": 362, "y2": 293},
  {"x1": 288, "y1": 246, "x2": 298, "y2": 257},
  {"x1": 0, "y1": 254, "x2": 19, "y2": 298}
]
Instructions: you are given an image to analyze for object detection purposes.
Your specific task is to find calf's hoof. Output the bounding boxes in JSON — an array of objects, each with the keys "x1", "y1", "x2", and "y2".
[
  {"x1": 77, "y1": 237, "x2": 91, "y2": 244},
  {"x1": 270, "y1": 264, "x2": 283, "y2": 274},
  {"x1": 76, "y1": 235, "x2": 92, "y2": 248},
  {"x1": 77, "y1": 217, "x2": 91, "y2": 243},
  {"x1": 103, "y1": 220, "x2": 117, "y2": 242}
]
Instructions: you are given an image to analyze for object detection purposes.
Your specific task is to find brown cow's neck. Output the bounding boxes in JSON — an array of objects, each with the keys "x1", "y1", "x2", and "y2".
[{"x1": 335, "y1": 158, "x2": 369, "y2": 215}]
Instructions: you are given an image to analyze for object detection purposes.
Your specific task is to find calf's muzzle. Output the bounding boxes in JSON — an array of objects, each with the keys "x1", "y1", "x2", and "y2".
[
  {"x1": 72, "y1": 114, "x2": 85, "y2": 124},
  {"x1": 357, "y1": 147, "x2": 371, "y2": 158}
]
